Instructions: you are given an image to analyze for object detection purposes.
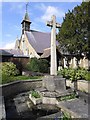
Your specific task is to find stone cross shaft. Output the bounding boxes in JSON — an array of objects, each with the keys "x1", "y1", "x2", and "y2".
[{"x1": 46, "y1": 15, "x2": 61, "y2": 76}]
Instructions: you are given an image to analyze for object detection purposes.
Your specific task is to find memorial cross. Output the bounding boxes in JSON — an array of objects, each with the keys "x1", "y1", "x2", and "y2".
[{"x1": 46, "y1": 15, "x2": 61, "y2": 75}]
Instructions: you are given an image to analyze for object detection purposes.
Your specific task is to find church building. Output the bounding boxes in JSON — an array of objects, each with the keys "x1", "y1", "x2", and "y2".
[
  {"x1": 15, "y1": 9, "x2": 52, "y2": 59},
  {"x1": 15, "y1": 8, "x2": 89, "y2": 70}
]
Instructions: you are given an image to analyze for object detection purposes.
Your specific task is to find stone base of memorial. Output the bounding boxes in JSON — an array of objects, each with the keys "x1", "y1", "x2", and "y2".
[
  {"x1": 40, "y1": 75, "x2": 74, "y2": 105},
  {"x1": 43, "y1": 75, "x2": 66, "y2": 92},
  {"x1": 29, "y1": 94, "x2": 42, "y2": 105}
]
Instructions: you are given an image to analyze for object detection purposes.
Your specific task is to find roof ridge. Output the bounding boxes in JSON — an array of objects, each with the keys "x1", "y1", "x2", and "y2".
[{"x1": 26, "y1": 30, "x2": 50, "y2": 34}]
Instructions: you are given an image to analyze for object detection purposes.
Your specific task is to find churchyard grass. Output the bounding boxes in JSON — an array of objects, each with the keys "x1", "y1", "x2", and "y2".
[{"x1": 1, "y1": 75, "x2": 43, "y2": 84}]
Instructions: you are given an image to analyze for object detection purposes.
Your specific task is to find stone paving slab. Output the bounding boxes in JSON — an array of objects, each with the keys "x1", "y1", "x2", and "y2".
[{"x1": 57, "y1": 98, "x2": 88, "y2": 118}]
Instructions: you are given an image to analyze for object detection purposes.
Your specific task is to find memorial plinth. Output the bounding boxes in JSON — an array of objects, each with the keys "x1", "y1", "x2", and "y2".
[{"x1": 43, "y1": 75, "x2": 66, "y2": 92}]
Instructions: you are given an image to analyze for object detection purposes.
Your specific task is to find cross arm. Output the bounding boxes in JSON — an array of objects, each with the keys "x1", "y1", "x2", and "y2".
[
  {"x1": 56, "y1": 23, "x2": 61, "y2": 28},
  {"x1": 46, "y1": 21, "x2": 53, "y2": 27}
]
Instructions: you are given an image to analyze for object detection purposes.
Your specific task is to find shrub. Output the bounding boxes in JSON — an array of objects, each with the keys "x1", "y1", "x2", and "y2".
[
  {"x1": 1, "y1": 62, "x2": 19, "y2": 83},
  {"x1": 26, "y1": 58, "x2": 49, "y2": 73},
  {"x1": 58, "y1": 68, "x2": 89, "y2": 81},
  {"x1": 38, "y1": 58, "x2": 49, "y2": 73},
  {"x1": 11, "y1": 59, "x2": 23, "y2": 75},
  {"x1": 85, "y1": 72, "x2": 90, "y2": 81},
  {"x1": 2, "y1": 62, "x2": 19, "y2": 76},
  {"x1": 26, "y1": 58, "x2": 39, "y2": 72}
]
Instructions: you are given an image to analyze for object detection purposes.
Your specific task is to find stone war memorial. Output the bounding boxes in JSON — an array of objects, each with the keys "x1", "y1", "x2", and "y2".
[{"x1": 36, "y1": 15, "x2": 75, "y2": 103}]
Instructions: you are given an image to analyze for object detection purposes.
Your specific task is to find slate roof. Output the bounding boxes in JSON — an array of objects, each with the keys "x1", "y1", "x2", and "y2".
[
  {"x1": 26, "y1": 30, "x2": 59, "y2": 53},
  {"x1": 6, "y1": 49, "x2": 24, "y2": 56},
  {"x1": 0, "y1": 49, "x2": 13, "y2": 56},
  {"x1": 0, "y1": 49, "x2": 27, "y2": 57},
  {"x1": 41, "y1": 48, "x2": 50, "y2": 58}
]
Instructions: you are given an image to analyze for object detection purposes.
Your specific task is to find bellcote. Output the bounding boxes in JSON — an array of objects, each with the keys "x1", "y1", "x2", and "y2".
[
  {"x1": 21, "y1": 12, "x2": 31, "y2": 24},
  {"x1": 21, "y1": 3, "x2": 31, "y2": 34}
]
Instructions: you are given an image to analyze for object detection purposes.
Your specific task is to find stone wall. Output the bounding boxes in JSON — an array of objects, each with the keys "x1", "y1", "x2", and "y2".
[
  {"x1": 0, "y1": 80, "x2": 42, "y2": 98},
  {"x1": 66, "y1": 79, "x2": 89, "y2": 93}
]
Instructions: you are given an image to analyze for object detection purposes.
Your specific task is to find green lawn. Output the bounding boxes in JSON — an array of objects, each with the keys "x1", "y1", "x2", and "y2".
[{"x1": 1, "y1": 75, "x2": 43, "y2": 84}]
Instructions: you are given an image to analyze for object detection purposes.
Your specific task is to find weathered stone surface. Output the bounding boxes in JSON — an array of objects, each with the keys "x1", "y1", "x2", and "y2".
[
  {"x1": 57, "y1": 98, "x2": 88, "y2": 118},
  {"x1": 42, "y1": 97, "x2": 57, "y2": 105},
  {"x1": 43, "y1": 75, "x2": 66, "y2": 92},
  {"x1": 1, "y1": 80, "x2": 42, "y2": 98},
  {"x1": 54, "y1": 78, "x2": 66, "y2": 92},
  {"x1": 14, "y1": 92, "x2": 30, "y2": 113},
  {"x1": 37, "y1": 111, "x2": 63, "y2": 120},
  {"x1": 66, "y1": 79, "x2": 90, "y2": 93},
  {"x1": 41, "y1": 91, "x2": 57, "y2": 97},
  {"x1": 0, "y1": 96, "x2": 6, "y2": 120},
  {"x1": 29, "y1": 94, "x2": 42, "y2": 105}
]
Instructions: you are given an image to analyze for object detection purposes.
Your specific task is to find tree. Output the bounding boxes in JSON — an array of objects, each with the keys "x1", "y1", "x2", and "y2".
[{"x1": 57, "y1": 2, "x2": 89, "y2": 55}]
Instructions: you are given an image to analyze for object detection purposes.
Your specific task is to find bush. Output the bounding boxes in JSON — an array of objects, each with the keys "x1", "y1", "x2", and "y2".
[
  {"x1": 85, "y1": 72, "x2": 90, "y2": 81},
  {"x1": 58, "y1": 68, "x2": 89, "y2": 81},
  {"x1": 11, "y1": 59, "x2": 23, "y2": 75},
  {"x1": 1, "y1": 62, "x2": 19, "y2": 83},
  {"x1": 26, "y1": 58, "x2": 49, "y2": 73},
  {"x1": 26, "y1": 58, "x2": 39, "y2": 72},
  {"x1": 38, "y1": 59, "x2": 49, "y2": 73},
  {"x1": 2, "y1": 62, "x2": 19, "y2": 76}
]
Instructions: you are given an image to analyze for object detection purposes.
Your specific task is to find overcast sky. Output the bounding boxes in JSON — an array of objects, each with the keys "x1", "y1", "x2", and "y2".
[{"x1": 1, "y1": 1, "x2": 82, "y2": 49}]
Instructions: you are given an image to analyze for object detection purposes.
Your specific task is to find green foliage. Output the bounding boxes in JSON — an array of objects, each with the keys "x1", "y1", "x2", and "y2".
[
  {"x1": 85, "y1": 72, "x2": 90, "y2": 81},
  {"x1": 26, "y1": 58, "x2": 39, "y2": 72},
  {"x1": 31, "y1": 90, "x2": 40, "y2": 98},
  {"x1": 2, "y1": 62, "x2": 19, "y2": 76},
  {"x1": 26, "y1": 58, "x2": 49, "y2": 73},
  {"x1": 58, "y1": 68, "x2": 89, "y2": 81},
  {"x1": 58, "y1": 68, "x2": 70, "y2": 79},
  {"x1": 57, "y1": 93, "x2": 76, "y2": 101},
  {"x1": 57, "y1": 2, "x2": 89, "y2": 54},
  {"x1": 62, "y1": 112, "x2": 72, "y2": 120},
  {"x1": 11, "y1": 58, "x2": 23, "y2": 74},
  {"x1": 38, "y1": 59, "x2": 49, "y2": 73},
  {"x1": 1, "y1": 62, "x2": 19, "y2": 83},
  {"x1": 1, "y1": 75, "x2": 42, "y2": 84}
]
